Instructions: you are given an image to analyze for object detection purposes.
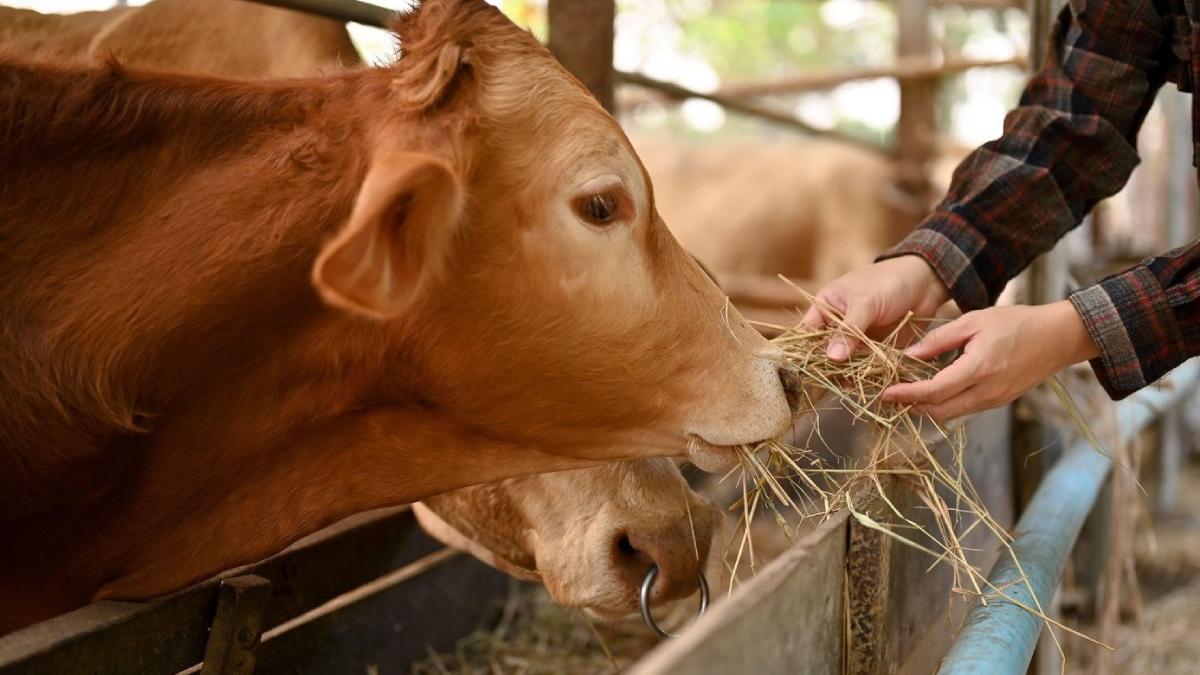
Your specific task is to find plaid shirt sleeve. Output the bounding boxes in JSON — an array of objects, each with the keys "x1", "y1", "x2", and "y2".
[{"x1": 878, "y1": 0, "x2": 1196, "y2": 399}]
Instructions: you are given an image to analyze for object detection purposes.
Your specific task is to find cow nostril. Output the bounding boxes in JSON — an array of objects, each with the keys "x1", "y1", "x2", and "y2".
[
  {"x1": 617, "y1": 534, "x2": 638, "y2": 558},
  {"x1": 615, "y1": 532, "x2": 700, "y2": 605}
]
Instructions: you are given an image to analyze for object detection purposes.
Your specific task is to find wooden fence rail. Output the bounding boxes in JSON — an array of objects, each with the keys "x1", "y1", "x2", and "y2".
[
  {"x1": 0, "y1": 508, "x2": 508, "y2": 675},
  {"x1": 719, "y1": 55, "x2": 1027, "y2": 98}
]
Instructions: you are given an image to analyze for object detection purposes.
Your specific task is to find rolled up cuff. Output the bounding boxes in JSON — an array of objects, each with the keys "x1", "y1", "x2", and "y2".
[
  {"x1": 1068, "y1": 266, "x2": 1187, "y2": 400},
  {"x1": 876, "y1": 226, "x2": 991, "y2": 312}
]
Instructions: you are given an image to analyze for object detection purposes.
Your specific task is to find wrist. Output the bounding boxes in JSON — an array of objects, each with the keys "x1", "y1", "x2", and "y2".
[
  {"x1": 1045, "y1": 300, "x2": 1100, "y2": 366},
  {"x1": 892, "y1": 254, "x2": 951, "y2": 307}
]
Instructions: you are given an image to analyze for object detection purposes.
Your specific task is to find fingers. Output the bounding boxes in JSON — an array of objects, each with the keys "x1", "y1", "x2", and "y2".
[
  {"x1": 922, "y1": 385, "x2": 986, "y2": 423},
  {"x1": 801, "y1": 289, "x2": 848, "y2": 331},
  {"x1": 904, "y1": 316, "x2": 976, "y2": 362},
  {"x1": 883, "y1": 351, "x2": 979, "y2": 405},
  {"x1": 800, "y1": 302, "x2": 827, "y2": 329},
  {"x1": 827, "y1": 300, "x2": 878, "y2": 361}
]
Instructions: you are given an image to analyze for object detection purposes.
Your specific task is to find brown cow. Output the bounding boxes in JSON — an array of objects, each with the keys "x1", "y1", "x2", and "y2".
[
  {"x1": 416, "y1": 459, "x2": 714, "y2": 619},
  {"x1": 0, "y1": 1, "x2": 357, "y2": 77},
  {"x1": 636, "y1": 136, "x2": 966, "y2": 282},
  {"x1": 0, "y1": 0, "x2": 794, "y2": 633},
  {"x1": 0, "y1": 4, "x2": 135, "y2": 61},
  {"x1": 0, "y1": 0, "x2": 718, "y2": 622}
]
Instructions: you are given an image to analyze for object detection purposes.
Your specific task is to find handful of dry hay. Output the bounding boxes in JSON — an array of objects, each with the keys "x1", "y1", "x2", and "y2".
[{"x1": 724, "y1": 286, "x2": 1102, "y2": 653}]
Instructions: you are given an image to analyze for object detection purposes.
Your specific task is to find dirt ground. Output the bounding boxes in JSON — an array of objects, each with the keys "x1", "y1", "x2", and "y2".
[{"x1": 1064, "y1": 455, "x2": 1200, "y2": 675}]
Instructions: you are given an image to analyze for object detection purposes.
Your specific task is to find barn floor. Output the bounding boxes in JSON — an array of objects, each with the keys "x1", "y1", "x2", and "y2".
[
  {"x1": 408, "y1": 582, "x2": 654, "y2": 675},
  {"x1": 1064, "y1": 454, "x2": 1200, "y2": 674}
]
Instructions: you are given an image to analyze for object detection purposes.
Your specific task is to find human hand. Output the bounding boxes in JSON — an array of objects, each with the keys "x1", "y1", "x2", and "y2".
[
  {"x1": 882, "y1": 301, "x2": 1100, "y2": 422},
  {"x1": 801, "y1": 255, "x2": 950, "y2": 361}
]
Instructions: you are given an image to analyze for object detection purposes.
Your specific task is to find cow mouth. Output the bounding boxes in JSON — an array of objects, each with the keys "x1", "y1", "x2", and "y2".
[{"x1": 686, "y1": 435, "x2": 744, "y2": 474}]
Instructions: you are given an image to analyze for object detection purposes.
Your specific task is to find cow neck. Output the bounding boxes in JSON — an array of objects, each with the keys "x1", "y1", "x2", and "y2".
[
  {"x1": 0, "y1": 60, "x2": 370, "y2": 516},
  {"x1": 86, "y1": 401, "x2": 595, "y2": 602}
]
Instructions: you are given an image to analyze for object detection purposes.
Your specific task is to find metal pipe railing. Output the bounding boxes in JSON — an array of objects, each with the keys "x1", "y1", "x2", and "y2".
[
  {"x1": 245, "y1": 0, "x2": 391, "y2": 27},
  {"x1": 938, "y1": 359, "x2": 1200, "y2": 674}
]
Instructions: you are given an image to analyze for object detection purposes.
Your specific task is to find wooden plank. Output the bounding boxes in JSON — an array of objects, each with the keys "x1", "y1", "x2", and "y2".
[
  {"x1": 0, "y1": 589, "x2": 218, "y2": 675},
  {"x1": 846, "y1": 407, "x2": 1014, "y2": 674},
  {"x1": 845, "y1": 482, "x2": 896, "y2": 674},
  {"x1": 199, "y1": 576, "x2": 272, "y2": 675},
  {"x1": 1018, "y1": 5, "x2": 1072, "y2": 669},
  {"x1": 0, "y1": 507, "x2": 441, "y2": 675},
  {"x1": 548, "y1": 0, "x2": 616, "y2": 112},
  {"x1": 892, "y1": 408, "x2": 1014, "y2": 673},
  {"x1": 616, "y1": 71, "x2": 892, "y2": 156},
  {"x1": 629, "y1": 513, "x2": 848, "y2": 675},
  {"x1": 719, "y1": 56, "x2": 1026, "y2": 98},
  {"x1": 891, "y1": 0, "x2": 936, "y2": 242}
]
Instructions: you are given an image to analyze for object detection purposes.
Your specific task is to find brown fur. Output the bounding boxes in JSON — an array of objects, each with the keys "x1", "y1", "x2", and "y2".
[
  {"x1": 418, "y1": 459, "x2": 714, "y2": 617},
  {"x1": 0, "y1": 0, "x2": 789, "y2": 633},
  {"x1": 636, "y1": 136, "x2": 967, "y2": 282},
  {"x1": 0, "y1": 0, "x2": 358, "y2": 76}
]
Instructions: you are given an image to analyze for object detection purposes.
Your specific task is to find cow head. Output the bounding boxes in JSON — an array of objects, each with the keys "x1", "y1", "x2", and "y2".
[
  {"x1": 311, "y1": 0, "x2": 795, "y2": 477},
  {"x1": 413, "y1": 458, "x2": 714, "y2": 618}
]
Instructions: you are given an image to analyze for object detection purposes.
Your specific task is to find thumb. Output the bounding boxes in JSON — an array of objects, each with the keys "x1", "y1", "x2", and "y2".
[
  {"x1": 827, "y1": 301, "x2": 877, "y2": 361},
  {"x1": 904, "y1": 317, "x2": 975, "y2": 362}
]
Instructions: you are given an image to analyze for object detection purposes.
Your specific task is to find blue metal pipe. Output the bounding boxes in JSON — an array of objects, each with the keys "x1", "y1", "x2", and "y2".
[{"x1": 938, "y1": 360, "x2": 1200, "y2": 674}]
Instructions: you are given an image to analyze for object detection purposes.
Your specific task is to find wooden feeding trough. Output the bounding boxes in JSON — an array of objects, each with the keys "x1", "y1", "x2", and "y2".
[
  {"x1": 0, "y1": 406, "x2": 1014, "y2": 675},
  {"x1": 0, "y1": 507, "x2": 509, "y2": 674}
]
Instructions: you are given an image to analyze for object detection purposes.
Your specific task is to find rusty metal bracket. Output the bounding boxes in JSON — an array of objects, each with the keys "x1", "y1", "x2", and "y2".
[{"x1": 200, "y1": 575, "x2": 272, "y2": 675}]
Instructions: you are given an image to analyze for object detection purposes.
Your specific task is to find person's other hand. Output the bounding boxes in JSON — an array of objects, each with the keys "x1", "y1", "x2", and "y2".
[
  {"x1": 882, "y1": 301, "x2": 1101, "y2": 422},
  {"x1": 801, "y1": 255, "x2": 950, "y2": 361}
]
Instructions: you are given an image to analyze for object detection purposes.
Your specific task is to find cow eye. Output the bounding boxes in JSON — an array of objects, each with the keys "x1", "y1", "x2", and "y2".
[{"x1": 575, "y1": 191, "x2": 621, "y2": 226}]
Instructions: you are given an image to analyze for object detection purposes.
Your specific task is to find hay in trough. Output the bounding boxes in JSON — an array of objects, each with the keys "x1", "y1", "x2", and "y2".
[{"x1": 409, "y1": 581, "x2": 679, "y2": 675}]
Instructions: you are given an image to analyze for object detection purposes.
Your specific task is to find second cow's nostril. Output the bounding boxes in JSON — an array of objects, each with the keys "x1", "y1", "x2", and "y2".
[
  {"x1": 619, "y1": 532, "x2": 700, "y2": 604},
  {"x1": 617, "y1": 533, "x2": 639, "y2": 559}
]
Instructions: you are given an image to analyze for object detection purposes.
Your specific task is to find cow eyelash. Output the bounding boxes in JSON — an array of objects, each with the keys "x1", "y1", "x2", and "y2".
[{"x1": 574, "y1": 189, "x2": 626, "y2": 226}]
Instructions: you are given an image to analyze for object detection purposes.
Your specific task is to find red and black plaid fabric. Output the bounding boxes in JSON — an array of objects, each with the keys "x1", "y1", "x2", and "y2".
[{"x1": 880, "y1": 0, "x2": 1200, "y2": 399}]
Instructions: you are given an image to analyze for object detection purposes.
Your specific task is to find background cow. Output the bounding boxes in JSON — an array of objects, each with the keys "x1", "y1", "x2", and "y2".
[
  {"x1": 416, "y1": 459, "x2": 715, "y2": 619},
  {"x1": 637, "y1": 136, "x2": 967, "y2": 282},
  {"x1": 0, "y1": 0, "x2": 795, "y2": 632},
  {"x1": 0, "y1": 0, "x2": 357, "y2": 76}
]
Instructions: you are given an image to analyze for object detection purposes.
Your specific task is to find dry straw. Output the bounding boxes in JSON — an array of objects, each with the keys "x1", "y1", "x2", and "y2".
[{"x1": 724, "y1": 280, "x2": 1109, "y2": 659}]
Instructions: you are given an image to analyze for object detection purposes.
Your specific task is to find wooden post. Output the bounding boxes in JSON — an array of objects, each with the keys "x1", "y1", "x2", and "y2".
[
  {"x1": 200, "y1": 575, "x2": 272, "y2": 675},
  {"x1": 548, "y1": 0, "x2": 616, "y2": 112},
  {"x1": 1013, "y1": 0, "x2": 1071, "y2": 512},
  {"x1": 1155, "y1": 88, "x2": 1197, "y2": 515},
  {"x1": 846, "y1": 409, "x2": 1014, "y2": 674},
  {"x1": 1017, "y1": 4, "x2": 1069, "y2": 672},
  {"x1": 891, "y1": 0, "x2": 936, "y2": 244},
  {"x1": 845, "y1": 483, "x2": 895, "y2": 674}
]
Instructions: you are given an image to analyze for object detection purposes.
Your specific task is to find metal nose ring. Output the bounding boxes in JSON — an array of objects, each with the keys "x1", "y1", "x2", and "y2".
[{"x1": 639, "y1": 563, "x2": 710, "y2": 638}]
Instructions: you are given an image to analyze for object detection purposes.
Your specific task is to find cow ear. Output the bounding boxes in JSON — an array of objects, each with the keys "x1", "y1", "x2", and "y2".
[
  {"x1": 313, "y1": 152, "x2": 462, "y2": 319},
  {"x1": 412, "y1": 503, "x2": 543, "y2": 582}
]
